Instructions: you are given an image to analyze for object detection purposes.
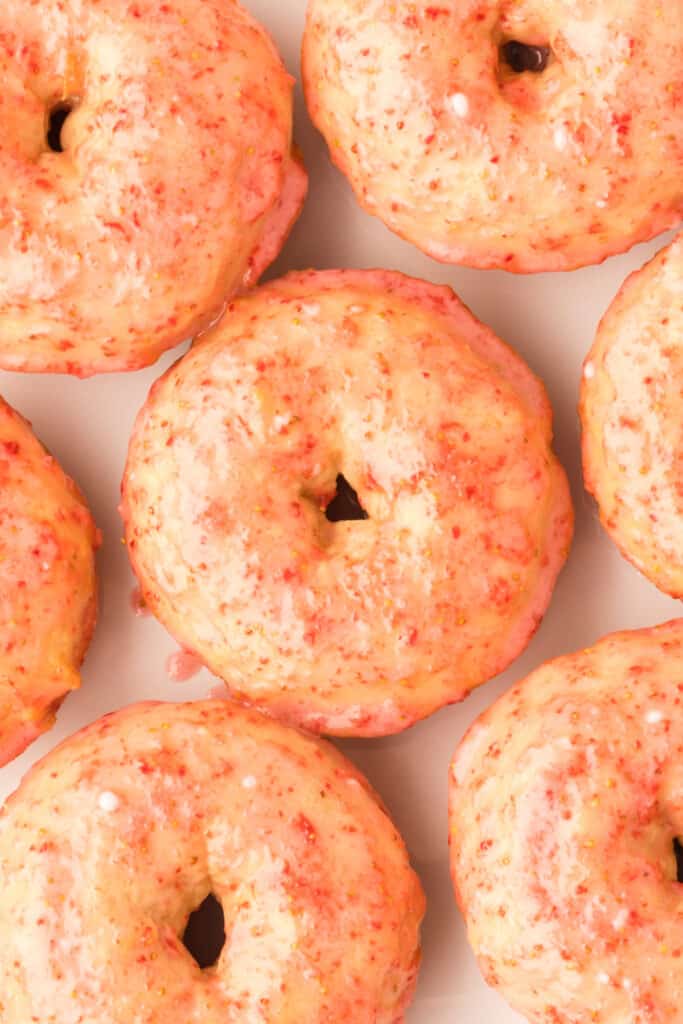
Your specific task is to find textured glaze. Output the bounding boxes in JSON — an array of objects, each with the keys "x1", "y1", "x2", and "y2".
[
  {"x1": 0, "y1": 396, "x2": 98, "y2": 767},
  {"x1": 0, "y1": 0, "x2": 307, "y2": 376},
  {"x1": 303, "y1": 0, "x2": 683, "y2": 273},
  {"x1": 0, "y1": 699, "x2": 425, "y2": 1023},
  {"x1": 450, "y1": 619, "x2": 683, "y2": 1024},
  {"x1": 582, "y1": 234, "x2": 683, "y2": 598},
  {"x1": 121, "y1": 269, "x2": 573, "y2": 737}
]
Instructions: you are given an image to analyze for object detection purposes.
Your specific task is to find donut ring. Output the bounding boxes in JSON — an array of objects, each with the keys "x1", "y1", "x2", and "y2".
[
  {"x1": 0, "y1": 700, "x2": 425, "y2": 1023},
  {"x1": 0, "y1": 396, "x2": 98, "y2": 767},
  {"x1": 450, "y1": 618, "x2": 683, "y2": 1024},
  {"x1": 303, "y1": 1, "x2": 683, "y2": 272},
  {"x1": 582, "y1": 233, "x2": 683, "y2": 597},
  {"x1": 121, "y1": 269, "x2": 573, "y2": 736},
  {"x1": 0, "y1": 0, "x2": 306, "y2": 376}
]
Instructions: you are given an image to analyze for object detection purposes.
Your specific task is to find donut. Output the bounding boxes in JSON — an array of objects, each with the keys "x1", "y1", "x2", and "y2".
[
  {"x1": 0, "y1": 0, "x2": 307, "y2": 377},
  {"x1": 582, "y1": 233, "x2": 683, "y2": 598},
  {"x1": 121, "y1": 269, "x2": 573, "y2": 737},
  {"x1": 0, "y1": 396, "x2": 98, "y2": 767},
  {"x1": 0, "y1": 699, "x2": 425, "y2": 1023},
  {"x1": 302, "y1": 1, "x2": 683, "y2": 273},
  {"x1": 449, "y1": 618, "x2": 683, "y2": 1024}
]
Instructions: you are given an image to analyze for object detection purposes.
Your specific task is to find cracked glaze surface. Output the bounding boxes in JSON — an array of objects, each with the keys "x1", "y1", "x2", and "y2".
[
  {"x1": 0, "y1": 0, "x2": 306, "y2": 376},
  {"x1": 0, "y1": 700, "x2": 424, "y2": 1024},
  {"x1": 0, "y1": 396, "x2": 98, "y2": 767},
  {"x1": 450, "y1": 618, "x2": 683, "y2": 1024},
  {"x1": 303, "y1": 0, "x2": 683, "y2": 272},
  {"x1": 582, "y1": 233, "x2": 683, "y2": 598},
  {"x1": 121, "y1": 269, "x2": 573, "y2": 737}
]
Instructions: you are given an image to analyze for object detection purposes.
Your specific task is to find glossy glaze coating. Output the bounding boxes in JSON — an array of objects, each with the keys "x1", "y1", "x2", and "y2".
[
  {"x1": 303, "y1": 1, "x2": 683, "y2": 272},
  {"x1": 0, "y1": 700, "x2": 425, "y2": 1023},
  {"x1": 450, "y1": 619, "x2": 683, "y2": 1024},
  {"x1": 0, "y1": 0, "x2": 306, "y2": 376},
  {"x1": 0, "y1": 396, "x2": 98, "y2": 767},
  {"x1": 582, "y1": 234, "x2": 683, "y2": 598},
  {"x1": 122, "y1": 269, "x2": 573, "y2": 736}
]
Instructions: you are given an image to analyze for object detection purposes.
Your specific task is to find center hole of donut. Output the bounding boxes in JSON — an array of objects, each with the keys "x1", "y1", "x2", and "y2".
[
  {"x1": 46, "y1": 102, "x2": 74, "y2": 153},
  {"x1": 325, "y1": 474, "x2": 369, "y2": 523},
  {"x1": 501, "y1": 40, "x2": 551, "y2": 73},
  {"x1": 674, "y1": 838, "x2": 683, "y2": 883},
  {"x1": 182, "y1": 892, "x2": 226, "y2": 969}
]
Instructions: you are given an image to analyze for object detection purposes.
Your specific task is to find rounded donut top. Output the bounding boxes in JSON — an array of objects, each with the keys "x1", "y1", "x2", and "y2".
[
  {"x1": 122, "y1": 269, "x2": 572, "y2": 736},
  {"x1": 303, "y1": 1, "x2": 683, "y2": 272},
  {"x1": 0, "y1": 700, "x2": 425, "y2": 1024},
  {"x1": 582, "y1": 233, "x2": 683, "y2": 597},
  {"x1": 450, "y1": 618, "x2": 683, "y2": 1023},
  {"x1": 0, "y1": 396, "x2": 99, "y2": 767},
  {"x1": 0, "y1": 0, "x2": 305, "y2": 376}
]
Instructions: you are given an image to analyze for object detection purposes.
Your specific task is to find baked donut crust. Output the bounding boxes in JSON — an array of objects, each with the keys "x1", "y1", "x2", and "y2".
[
  {"x1": 0, "y1": 699, "x2": 425, "y2": 1023},
  {"x1": 582, "y1": 233, "x2": 683, "y2": 597},
  {"x1": 0, "y1": 0, "x2": 306, "y2": 376},
  {"x1": 0, "y1": 397, "x2": 98, "y2": 767},
  {"x1": 121, "y1": 269, "x2": 573, "y2": 736},
  {"x1": 303, "y1": 1, "x2": 683, "y2": 272},
  {"x1": 450, "y1": 618, "x2": 683, "y2": 1024}
]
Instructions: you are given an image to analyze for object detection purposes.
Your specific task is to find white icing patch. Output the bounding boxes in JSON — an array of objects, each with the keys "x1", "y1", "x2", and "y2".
[
  {"x1": 449, "y1": 93, "x2": 469, "y2": 118},
  {"x1": 98, "y1": 791, "x2": 120, "y2": 812},
  {"x1": 612, "y1": 908, "x2": 629, "y2": 931},
  {"x1": 393, "y1": 486, "x2": 439, "y2": 540},
  {"x1": 598, "y1": 972, "x2": 610, "y2": 985},
  {"x1": 553, "y1": 127, "x2": 568, "y2": 152},
  {"x1": 645, "y1": 709, "x2": 663, "y2": 724},
  {"x1": 272, "y1": 412, "x2": 294, "y2": 433},
  {"x1": 241, "y1": 775, "x2": 257, "y2": 789},
  {"x1": 583, "y1": 362, "x2": 595, "y2": 380}
]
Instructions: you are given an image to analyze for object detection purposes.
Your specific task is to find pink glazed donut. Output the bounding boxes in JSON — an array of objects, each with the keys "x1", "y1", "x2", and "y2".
[
  {"x1": 582, "y1": 233, "x2": 683, "y2": 598},
  {"x1": 303, "y1": 1, "x2": 683, "y2": 272},
  {"x1": 121, "y1": 269, "x2": 573, "y2": 737},
  {"x1": 0, "y1": 396, "x2": 98, "y2": 767},
  {"x1": 450, "y1": 618, "x2": 683, "y2": 1024},
  {"x1": 0, "y1": 0, "x2": 307, "y2": 376},
  {"x1": 0, "y1": 700, "x2": 425, "y2": 1024}
]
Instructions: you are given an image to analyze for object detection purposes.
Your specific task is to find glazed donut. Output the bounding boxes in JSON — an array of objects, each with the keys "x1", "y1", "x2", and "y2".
[
  {"x1": 121, "y1": 269, "x2": 573, "y2": 737},
  {"x1": 0, "y1": 0, "x2": 306, "y2": 377},
  {"x1": 0, "y1": 396, "x2": 98, "y2": 767},
  {"x1": 303, "y1": 1, "x2": 683, "y2": 273},
  {"x1": 450, "y1": 618, "x2": 683, "y2": 1024},
  {"x1": 582, "y1": 233, "x2": 683, "y2": 598},
  {"x1": 0, "y1": 700, "x2": 425, "y2": 1023}
]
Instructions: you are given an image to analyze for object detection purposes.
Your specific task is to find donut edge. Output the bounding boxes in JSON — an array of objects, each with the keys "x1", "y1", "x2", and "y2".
[
  {"x1": 580, "y1": 235, "x2": 683, "y2": 599},
  {"x1": 0, "y1": 396, "x2": 100, "y2": 769}
]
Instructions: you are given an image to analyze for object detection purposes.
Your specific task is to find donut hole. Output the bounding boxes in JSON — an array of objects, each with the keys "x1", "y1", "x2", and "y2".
[
  {"x1": 181, "y1": 892, "x2": 226, "y2": 969},
  {"x1": 324, "y1": 474, "x2": 369, "y2": 523},
  {"x1": 46, "y1": 102, "x2": 75, "y2": 153},
  {"x1": 500, "y1": 40, "x2": 551, "y2": 74},
  {"x1": 674, "y1": 838, "x2": 683, "y2": 884}
]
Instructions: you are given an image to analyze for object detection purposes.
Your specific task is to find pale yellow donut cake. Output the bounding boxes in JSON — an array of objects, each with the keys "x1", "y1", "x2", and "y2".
[
  {"x1": 582, "y1": 233, "x2": 683, "y2": 598},
  {"x1": 303, "y1": 1, "x2": 683, "y2": 272},
  {"x1": 122, "y1": 269, "x2": 573, "y2": 737},
  {"x1": 450, "y1": 618, "x2": 683, "y2": 1024},
  {"x1": 0, "y1": 0, "x2": 307, "y2": 376},
  {"x1": 0, "y1": 396, "x2": 98, "y2": 767},
  {"x1": 0, "y1": 700, "x2": 425, "y2": 1023}
]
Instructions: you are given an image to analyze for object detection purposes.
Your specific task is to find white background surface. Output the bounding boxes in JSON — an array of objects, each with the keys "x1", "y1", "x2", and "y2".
[{"x1": 1, "y1": 3, "x2": 680, "y2": 1022}]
